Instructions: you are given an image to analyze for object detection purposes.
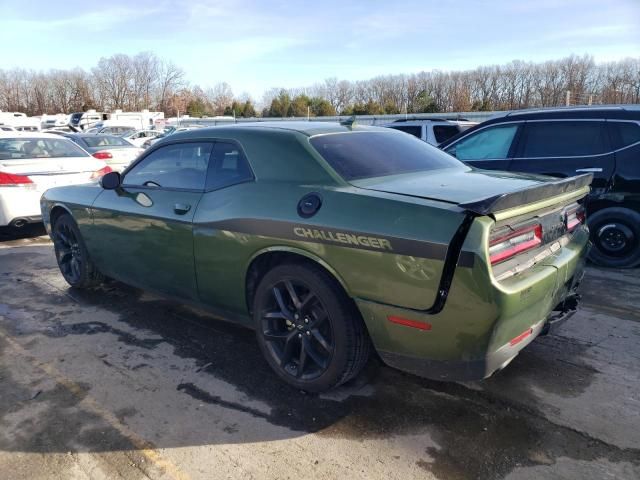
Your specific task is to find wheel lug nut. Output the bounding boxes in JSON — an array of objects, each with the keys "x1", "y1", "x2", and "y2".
[
  {"x1": 298, "y1": 333, "x2": 302, "y2": 338},
  {"x1": 306, "y1": 331, "x2": 311, "y2": 336},
  {"x1": 294, "y1": 313, "x2": 299, "y2": 320},
  {"x1": 304, "y1": 318, "x2": 309, "y2": 324}
]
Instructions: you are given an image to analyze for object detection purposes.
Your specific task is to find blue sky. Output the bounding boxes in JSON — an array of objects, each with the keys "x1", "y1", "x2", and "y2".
[{"x1": 2, "y1": 0, "x2": 638, "y2": 100}]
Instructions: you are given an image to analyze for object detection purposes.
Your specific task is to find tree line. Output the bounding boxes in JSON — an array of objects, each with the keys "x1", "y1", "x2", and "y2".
[{"x1": 0, "y1": 53, "x2": 638, "y2": 118}]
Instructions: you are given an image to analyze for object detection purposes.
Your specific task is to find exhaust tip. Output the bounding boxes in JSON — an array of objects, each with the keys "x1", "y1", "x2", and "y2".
[{"x1": 10, "y1": 219, "x2": 28, "y2": 228}]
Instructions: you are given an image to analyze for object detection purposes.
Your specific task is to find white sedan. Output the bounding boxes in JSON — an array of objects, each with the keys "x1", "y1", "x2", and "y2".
[
  {"x1": 120, "y1": 129, "x2": 164, "y2": 147},
  {"x1": 0, "y1": 132, "x2": 110, "y2": 229}
]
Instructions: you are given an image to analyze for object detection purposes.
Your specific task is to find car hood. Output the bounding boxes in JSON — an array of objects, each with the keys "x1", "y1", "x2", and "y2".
[{"x1": 350, "y1": 167, "x2": 557, "y2": 206}]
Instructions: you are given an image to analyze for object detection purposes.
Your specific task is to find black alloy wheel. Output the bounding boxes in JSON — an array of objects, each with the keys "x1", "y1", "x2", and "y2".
[
  {"x1": 253, "y1": 263, "x2": 371, "y2": 392},
  {"x1": 52, "y1": 214, "x2": 104, "y2": 288},
  {"x1": 261, "y1": 279, "x2": 334, "y2": 381},
  {"x1": 54, "y1": 220, "x2": 83, "y2": 284}
]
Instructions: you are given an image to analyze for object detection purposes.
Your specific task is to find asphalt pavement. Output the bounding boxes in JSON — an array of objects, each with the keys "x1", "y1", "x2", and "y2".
[{"x1": 0, "y1": 233, "x2": 638, "y2": 480}]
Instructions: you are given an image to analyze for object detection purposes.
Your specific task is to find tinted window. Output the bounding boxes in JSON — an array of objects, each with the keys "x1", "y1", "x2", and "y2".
[
  {"x1": 124, "y1": 142, "x2": 213, "y2": 190},
  {"x1": 433, "y1": 125, "x2": 460, "y2": 143},
  {"x1": 82, "y1": 135, "x2": 132, "y2": 148},
  {"x1": 309, "y1": 131, "x2": 461, "y2": 181},
  {"x1": 389, "y1": 125, "x2": 422, "y2": 139},
  {"x1": 205, "y1": 142, "x2": 253, "y2": 190},
  {"x1": 517, "y1": 121, "x2": 608, "y2": 158},
  {"x1": 0, "y1": 137, "x2": 89, "y2": 160},
  {"x1": 609, "y1": 121, "x2": 640, "y2": 149},
  {"x1": 445, "y1": 124, "x2": 519, "y2": 160}
]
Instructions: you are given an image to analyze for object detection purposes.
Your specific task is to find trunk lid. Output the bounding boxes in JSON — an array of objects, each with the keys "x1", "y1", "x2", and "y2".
[
  {"x1": 351, "y1": 168, "x2": 591, "y2": 215},
  {"x1": 0, "y1": 156, "x2": 107, "y2": 191}
]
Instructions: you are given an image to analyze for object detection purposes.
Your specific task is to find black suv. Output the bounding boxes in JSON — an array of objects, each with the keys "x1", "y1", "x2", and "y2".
[{"x1": 440, "y1": 106, "x2": 640, "y2": 268}]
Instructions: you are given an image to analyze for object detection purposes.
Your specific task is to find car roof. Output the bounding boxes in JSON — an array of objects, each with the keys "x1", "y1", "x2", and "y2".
[
  {"x1": 383, "y1": 120, "x2": 474, "y2": 127},
  {"x1": 0, "y1": 131, "x2": 65, "y2": 139},
  {"x1": 438, "y1": 105, "x2": 640, "y2": 148},
  {"x1": 166, "y1": 121, "x2": 385, "y2": 140},
  {"x1": 493, "y1": 104, "x2": 640, "y2": 121}
]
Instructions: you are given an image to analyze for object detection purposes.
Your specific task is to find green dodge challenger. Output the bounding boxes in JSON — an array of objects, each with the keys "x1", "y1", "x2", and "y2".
[{"x1": 41, "y1": 122, "x2": 591, "y2": 391}]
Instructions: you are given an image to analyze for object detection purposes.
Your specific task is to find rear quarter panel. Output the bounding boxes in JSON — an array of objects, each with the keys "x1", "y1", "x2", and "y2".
[{"x1": 193, "y1": 181, "x2": 467, "y2": 317}]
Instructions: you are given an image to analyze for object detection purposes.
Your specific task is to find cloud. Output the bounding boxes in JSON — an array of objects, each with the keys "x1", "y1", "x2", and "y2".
[{"x1": 2, "y1": 5, "x2": 164, "y2": 33}]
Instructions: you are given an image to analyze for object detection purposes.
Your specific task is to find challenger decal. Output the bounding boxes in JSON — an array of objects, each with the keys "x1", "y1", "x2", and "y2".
[
  {"x1": 293, "y1": 227, "x2": 393, "y2": 251},
  {"x1": 198, "y1": 218, "x2": 476, "y2": 268}
]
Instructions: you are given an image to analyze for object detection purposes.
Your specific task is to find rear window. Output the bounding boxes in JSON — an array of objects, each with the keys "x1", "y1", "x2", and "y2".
[
  {"x1": 0, "y1": 137, "x2": 89, "y2": 160},
  {"x1": 309, "y1": 131, "x2": 462, "y2": 181},
  {"x1": 609, "y1": 121, "x2": 640, "y2": 149},
  {"x1": 82, "y1": 135, "x2": 131, "y2": 148},
  {"x1": 389, "y1": 125, "x2": 422, "y2": 139},
  {"x1": 433, "y1": 125, "x2": 460, "y2": 143}
]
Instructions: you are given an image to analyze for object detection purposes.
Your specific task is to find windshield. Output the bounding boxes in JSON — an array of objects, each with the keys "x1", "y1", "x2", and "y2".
[
  {"x1": 82, "y1": 135, "x2": 132, "y2": 147},
  {"x1": 309, "y1": 131, "x2": 462, "y2": 181},
  {"x1": 0, "y1": 137, "x2": 89, "y2": 160}
]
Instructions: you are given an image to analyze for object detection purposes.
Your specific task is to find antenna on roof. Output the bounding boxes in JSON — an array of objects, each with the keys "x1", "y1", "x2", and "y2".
[{"x1": 340, "y1": 115, "x2": 357, "y2": 128}]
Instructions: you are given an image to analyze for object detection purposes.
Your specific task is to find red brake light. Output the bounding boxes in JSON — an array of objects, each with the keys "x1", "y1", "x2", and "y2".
[
  {"x1": 489, "y1": 224, "x2": 542, "y2": 265},
  {"x1": 90, "y1": 166, "x2": 113, "y2": 181},
  {"x1": 92, "y1": 151, "x2": 113, "y2": 160},
  {"x1": 0, "y1": 171, "x2": 33, "y2": 186},
  {"x1": 566, "y1": 206, "x2": 586, "y2": 231}
]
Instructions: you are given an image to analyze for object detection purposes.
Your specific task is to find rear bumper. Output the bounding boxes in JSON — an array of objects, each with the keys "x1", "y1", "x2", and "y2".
[
  {"x1": 0, "y1": 189, "x2": 43, "y2": 227},
  {"x1": 357, "y1": 227, "x2": 589, "y2": 383},
  {"x1": 378, "y1": 294, "x2": 580, "y2": 382}
]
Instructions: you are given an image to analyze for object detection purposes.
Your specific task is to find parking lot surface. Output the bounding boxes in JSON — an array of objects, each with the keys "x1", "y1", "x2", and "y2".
[{"x1": 0, "y1": 235, "x2": 638, "y2": 480}]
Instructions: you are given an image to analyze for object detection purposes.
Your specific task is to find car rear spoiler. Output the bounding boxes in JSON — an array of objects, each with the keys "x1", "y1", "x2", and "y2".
[{"x1": 459, "y1": 174, "x2": 593, "y2": 216}]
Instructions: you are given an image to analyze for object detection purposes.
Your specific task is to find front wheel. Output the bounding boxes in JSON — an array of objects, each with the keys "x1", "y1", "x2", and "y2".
[
  {"x1": 52, "y1": 213, "x2": 104, "y2": 288},
  {"x1": 588, "y1": 207, "x2": 640, "y2": 268},
  {"x1": 253, "y1": 263, "x2": 371, "y2": 392}
]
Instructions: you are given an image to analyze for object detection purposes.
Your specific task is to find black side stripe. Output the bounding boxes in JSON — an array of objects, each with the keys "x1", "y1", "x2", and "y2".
[{"x1": 197, "y1": 218, "x2": 475, "y2": 268}]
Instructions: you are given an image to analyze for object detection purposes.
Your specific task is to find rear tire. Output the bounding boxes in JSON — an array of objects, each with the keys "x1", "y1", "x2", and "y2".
[
  {"x1": 52, "y1": 213, "x2": 104, "y2": 288},
  {"x1": 588, "y1": 207, "x2": 640, "y2": 268},
  {"x1": 253, "y1": 262, "x2": 371, "y2": 392}
]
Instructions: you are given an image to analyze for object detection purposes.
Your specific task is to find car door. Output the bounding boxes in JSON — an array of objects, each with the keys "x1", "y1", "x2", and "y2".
[
  {"x1": 192, "y1": 141, "x2": 255, "y2": 315},
  {"x1": 89, "y1": 141, "x2": 213, "y2": 300},
  {"x1": 442, "y1": 122, "x2": 522, "y2": 171},
  {"x1": 510, "y1": 120, "x2": 614, "y2": 191}
]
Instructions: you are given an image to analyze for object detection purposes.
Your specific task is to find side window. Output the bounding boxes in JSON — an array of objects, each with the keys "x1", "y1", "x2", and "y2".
[
  {"x1": 609, "y1": 122, "x2": 640, "y2": 149},
  {"x1": 124, "y1": 142, "x2": 213, "y2": 190},
  {"x1": 390, "y1": 125, "x2": 422, "y2": 139},
  {"x1": 205, "y1": 142, "x2": 253, "y2": 191},
  {"x1": 445, "y1": 124, "x2": 519, "y2": 160},
  {"x1": 516, "y1": 121, "x2": 608, "y2": 158},
  {"x1": 433, "y1": 125, "x2": 460, "y2": 144}
]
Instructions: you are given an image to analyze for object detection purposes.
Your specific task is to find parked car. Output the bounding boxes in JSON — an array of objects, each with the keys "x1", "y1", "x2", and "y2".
[
  {"x1": 141, "y1": 126, "x2": 198, "y2": 148},
  {"x1": 62, "y1": 134, "x2": 143, "y2": 172},
  {"x1": 440, "y1": 106, "x2": 640, "y2": 268},
  {"x1": 0, "y1": 125, "x2": 16, "y2": 132},
  {"x1": 41, "y1": 122, "x2": 589, "y2": 391},
  {"x1": 0, "y1": 132, "x2": 110, "y2": 230},
  {"x1": 121, "y1": 129, "x2": 164, "y2": 147},
  {"x1": 94, "y1": 125, "x2": 135, "y2": 135},
  {"x1": 382, "y1": 118, "x2": 477, "y2": 145}
]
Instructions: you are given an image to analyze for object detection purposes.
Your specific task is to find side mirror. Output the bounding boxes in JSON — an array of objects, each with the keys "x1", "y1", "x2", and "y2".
[{"x1": 101, "y1": 171, "x2": 121, "y2": 190}]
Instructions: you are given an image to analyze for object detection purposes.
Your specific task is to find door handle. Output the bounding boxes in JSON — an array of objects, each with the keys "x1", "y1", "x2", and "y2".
[
  {"x1": 173, "y1": 203, "x2": 191, "y2": 215},
  {"x1": 575, "y1": 168, "x2": 603, "y2": 173}
]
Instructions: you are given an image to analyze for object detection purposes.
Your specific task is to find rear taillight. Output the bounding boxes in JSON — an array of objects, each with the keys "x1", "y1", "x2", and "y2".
[
  {"x1": 90, "y1": 166, "x2": 113, "y2": 181},
  {"x1": 489, "y1": 224, "x2": 542, "y2": 265},
  {"x1": 92, "y1": 151, "x2": 113, "y2": 160},
  {"x1": 0, "y1": 171, "x2": 34, "y2": 187},
  {"x1": 566, "y1": 205, "x2": 586, "y2": 231}
]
